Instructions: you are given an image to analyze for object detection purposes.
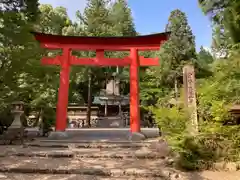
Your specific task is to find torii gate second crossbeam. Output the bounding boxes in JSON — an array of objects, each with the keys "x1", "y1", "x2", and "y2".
[{"x1": 33, "y1": 32, "x2": 170, "y2": 134}]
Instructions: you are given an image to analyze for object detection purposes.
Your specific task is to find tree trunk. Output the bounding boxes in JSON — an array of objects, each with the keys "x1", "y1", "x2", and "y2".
[
  {"x1": 174, "y1": 78, "x2": 178, "y2": 103},
  {"x1": 35, "y1": 108, "x2": 43, "y2": 127},
  {"x1": 86, "y1": 71, "x2": 92, "y2": 127}
]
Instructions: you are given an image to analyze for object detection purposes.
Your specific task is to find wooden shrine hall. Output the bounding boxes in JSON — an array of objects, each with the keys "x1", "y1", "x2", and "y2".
[{"x1": 32, "y1": 31, "x2": 170, "y2": 138}]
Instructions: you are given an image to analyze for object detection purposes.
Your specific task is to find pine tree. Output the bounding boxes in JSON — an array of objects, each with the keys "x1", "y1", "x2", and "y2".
[
  {"x1": 76, "y1": 0, "x2": 112, "y2": 127},
  {"x1": 198, "y1": 46, "x2": 214, "y2": 65},
  {"x1": 73, "y1": 0, "x2": 137, "y2": 126},
  {"x1": 140, "y1": 10, "x2": 196, "y2": 106},
  {"x1": 77, "y1": 0, "x2": 111, "y2": 36},
  {"x1": 194, "y1": 46, "x2": 214, "y2": 79},
  {"x1": 109, "y1": 0, "x2": 136, "y2": 36}
]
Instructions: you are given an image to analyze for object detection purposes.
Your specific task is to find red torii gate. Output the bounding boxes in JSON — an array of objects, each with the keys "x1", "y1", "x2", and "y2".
[{"x1": 33, "y1": 32, "x2": 169, "y2": 134}]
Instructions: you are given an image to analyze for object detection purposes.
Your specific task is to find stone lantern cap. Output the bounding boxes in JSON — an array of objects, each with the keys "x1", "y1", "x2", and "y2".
[
  {"x1": 229, "y1": 105, "x2": 240, "y2": 115},
  {"x1": 11, "y1": 101, "x2": 25, "y2": 105},
  {"x1": 11, "y1": 101, "x2": 25, "y2": 112}
]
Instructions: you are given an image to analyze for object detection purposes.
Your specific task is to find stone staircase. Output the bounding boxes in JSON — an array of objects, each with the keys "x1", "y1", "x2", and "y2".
[
  {"x1": 0, "y1": 140, "x2": 240, "y2": 179},
  {"x1": 0, "y1": 139, "x2": 182, "y2": 180}
]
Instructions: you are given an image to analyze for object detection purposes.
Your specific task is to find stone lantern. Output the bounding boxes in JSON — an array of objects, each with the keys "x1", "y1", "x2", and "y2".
[{"x1": 9, "y1": 101, "x2": 25, "y2": 129}]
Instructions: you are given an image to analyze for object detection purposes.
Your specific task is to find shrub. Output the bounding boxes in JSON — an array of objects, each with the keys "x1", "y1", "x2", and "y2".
[
  {"x1": 152, "y1": 101, "x2": 240, "y2": 170},
  {"x1": 151, "y1": 106, "x2": 188, "y2": 152},
  {"x1": 41, "y1": 107, "x2": 55, "y2": 134}
]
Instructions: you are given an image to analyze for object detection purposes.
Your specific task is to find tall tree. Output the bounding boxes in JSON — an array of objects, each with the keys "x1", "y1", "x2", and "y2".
[
  {"x1": 0, "y1": 0, "x2": 39, "y2": 22},
  {"x1": 0, "y1": 0, "x2": 40, "y2": 109},
  {"x1": 194, "y1": 46, "x2": 214, "y2": 79},
  {"x1": 140, "y1": 10, "x2": 196, "y2": 107},
  {"x1": 109, "y1": 0, "x2": 137, "y2": 95},
  {"x1": 159, "y1": 9, "x2": 196, "y2": 100},
  {"x1": 199, "y1": 0, "x2": 240, "y2": 54},
  {"x1": 76, "y1": 0, "x2": 112, "y2": 127},
  {"x1": 73, "y1": 0, "x2": 138, "y2": 126},
  {"x1": 22, "y1": 5, "x2": 73, "y2": 109},
  {"x1": 197, "y1": 46, "x2": 214, "y2": 65},
  {"x1": 109, "y1": 0, "x2": 136, "y2": 36}
]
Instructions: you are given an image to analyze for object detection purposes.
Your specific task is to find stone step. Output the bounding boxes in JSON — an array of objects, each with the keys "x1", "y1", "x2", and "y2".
[
  {"x1": 0, "y1": 146, "x2": 166, "y2": 159},
  {"x1": 0, "y1": 173, "x2": 165, "y2": 180},
  {"x1": 26, "y1": 140, "x2": 153, "y2": 149},
  {"x1": 39, "y1": 139, "x2": 149, "y2": 143},
  {"x1": 47, "y1": 128, "x2": 159, "y2": 141},
  {"x1": 2, "y1": 171, "x2": 240, "y2": 180},
  {"x1": 1, "y1": 151, "x2": 165, "y2": 159},
  {"x1": 0, "y1": 156, "x2": 176, "y2": 178}
]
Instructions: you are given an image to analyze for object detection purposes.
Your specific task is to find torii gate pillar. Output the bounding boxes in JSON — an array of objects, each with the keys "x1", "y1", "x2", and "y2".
[
  {"x1": 55, "y1": 48, "x2": 70, "y2": 131},
  {"x1": 130, "y1": 48, "x2": 140, "y2": 132}
]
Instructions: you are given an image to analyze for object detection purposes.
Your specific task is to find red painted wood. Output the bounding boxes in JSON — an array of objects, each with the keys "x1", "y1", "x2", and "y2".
[
  {"x1": 39, "y1": 43, "x2": 163, "y2": 51},
  {"x1": 41, "y1": 55, "x2": 61, "y2": 65},
  {"x1": 33, "y1": 32, "x2": 170, "y2": 51},
  {"x1": 42, "y1": 55, "x2": 159, "y2": 67},
  {"x1": 139, "y1": 56, "x2": 159, "y2": 66},
  {"x1": 55, "y1": 48, "x2": 70, "y2": 131},
  {"x1": 70, "y1": 56, "x2": 130, "y2": 66},
  {"x1": 129, "y1": 48, "x2": 140, "y2": 133},
  {"x1": 96, "y1": 49, "x2": 104, "y2": 58}
]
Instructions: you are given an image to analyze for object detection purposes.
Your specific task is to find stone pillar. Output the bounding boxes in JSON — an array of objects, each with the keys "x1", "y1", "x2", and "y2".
[
  {"x1": 104, "y1": 101, "x2": 108, "y2": 116},
  {"x1": 183, "y1": 65, "x2": 198, "y2": 134}
]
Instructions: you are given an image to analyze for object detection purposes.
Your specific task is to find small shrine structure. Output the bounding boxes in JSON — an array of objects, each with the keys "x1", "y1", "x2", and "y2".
[{"x1": 32, "y1": 32, "x2": 169, "y2": 136}]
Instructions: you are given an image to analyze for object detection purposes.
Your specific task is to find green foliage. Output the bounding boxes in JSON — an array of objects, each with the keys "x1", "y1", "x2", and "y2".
[
  {"x1": 1, "y1": 0, "x2": 138, "y2": 128},
  {"x1": 140, "y1": 9, "x2": 197, "y2": 107},
  {"x1": 152, "y1": 105, "x2": 240, "y2": 170},
  {"x1": 177, "y1": 134, "x2": 227, "y2": 170},
  {"x1": 0, "y1": 0, "x2": 41, "y2": 110},
  {"x1": 151, "y1": 49, "x2": 240, "y2": 170},
  {"x1": 0, "y1": 108, "x2": 14, "y2": 127},
  {"x1": 0, "y1": 0, "x2": 40, "y2": 23},
  {"x1": 109, "y1": 0, "x2": 136, "y2": 36},
  {"x1": 152, "y1": 106, "x2": 188, "y2": 151},
  {"x1": 199, "y1": 0, "x2": 240, "y2": 53},
  {"x1": 197, "y1": 47, "x2": 214, "y2": 66},
  {"x1": 42, "y1": 107, "x2": 55, "y2": 128},
  {"x1": 160, "y1": 9, "x2": 196, "y2": 84},
  {"x1": 71, "y1": 0, "x2": 137, "y2": 102},
  {"x1": 3, "y1": 0, "x2": 240, "y2": 172}
]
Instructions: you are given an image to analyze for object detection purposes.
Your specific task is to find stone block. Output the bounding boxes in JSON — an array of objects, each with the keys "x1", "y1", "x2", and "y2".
[
  {"x1": 48, "y1": 131, "x2": 69, "y2": 140},
  {"x1": 128, "y1": 132, "x2": 146, "y2": 141},
  {"x1": 149, "y1": 139, "x2": 171, "y2": 158}
]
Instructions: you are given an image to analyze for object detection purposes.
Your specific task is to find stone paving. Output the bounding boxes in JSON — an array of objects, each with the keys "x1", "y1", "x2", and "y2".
[
  {"x1": 0, "y1": 146, "x2": 165, "y2": 159},
  {"x1": 0, "y1": 137, "x2": 240, "y2": 179},
  {"x1": 0, "y1": 173, "x2": 166, "y2": 180},
  {"x1": 1, "y1": 171, "x2": 240, "y2": 180},
  {"x1": 0, "y1": 140, "x2": 175, "y2": 179}
]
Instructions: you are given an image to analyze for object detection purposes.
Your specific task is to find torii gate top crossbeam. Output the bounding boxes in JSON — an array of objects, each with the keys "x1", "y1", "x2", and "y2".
[{"x1": 32, "y1": 32, "x2": 170, "y2": 51}]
